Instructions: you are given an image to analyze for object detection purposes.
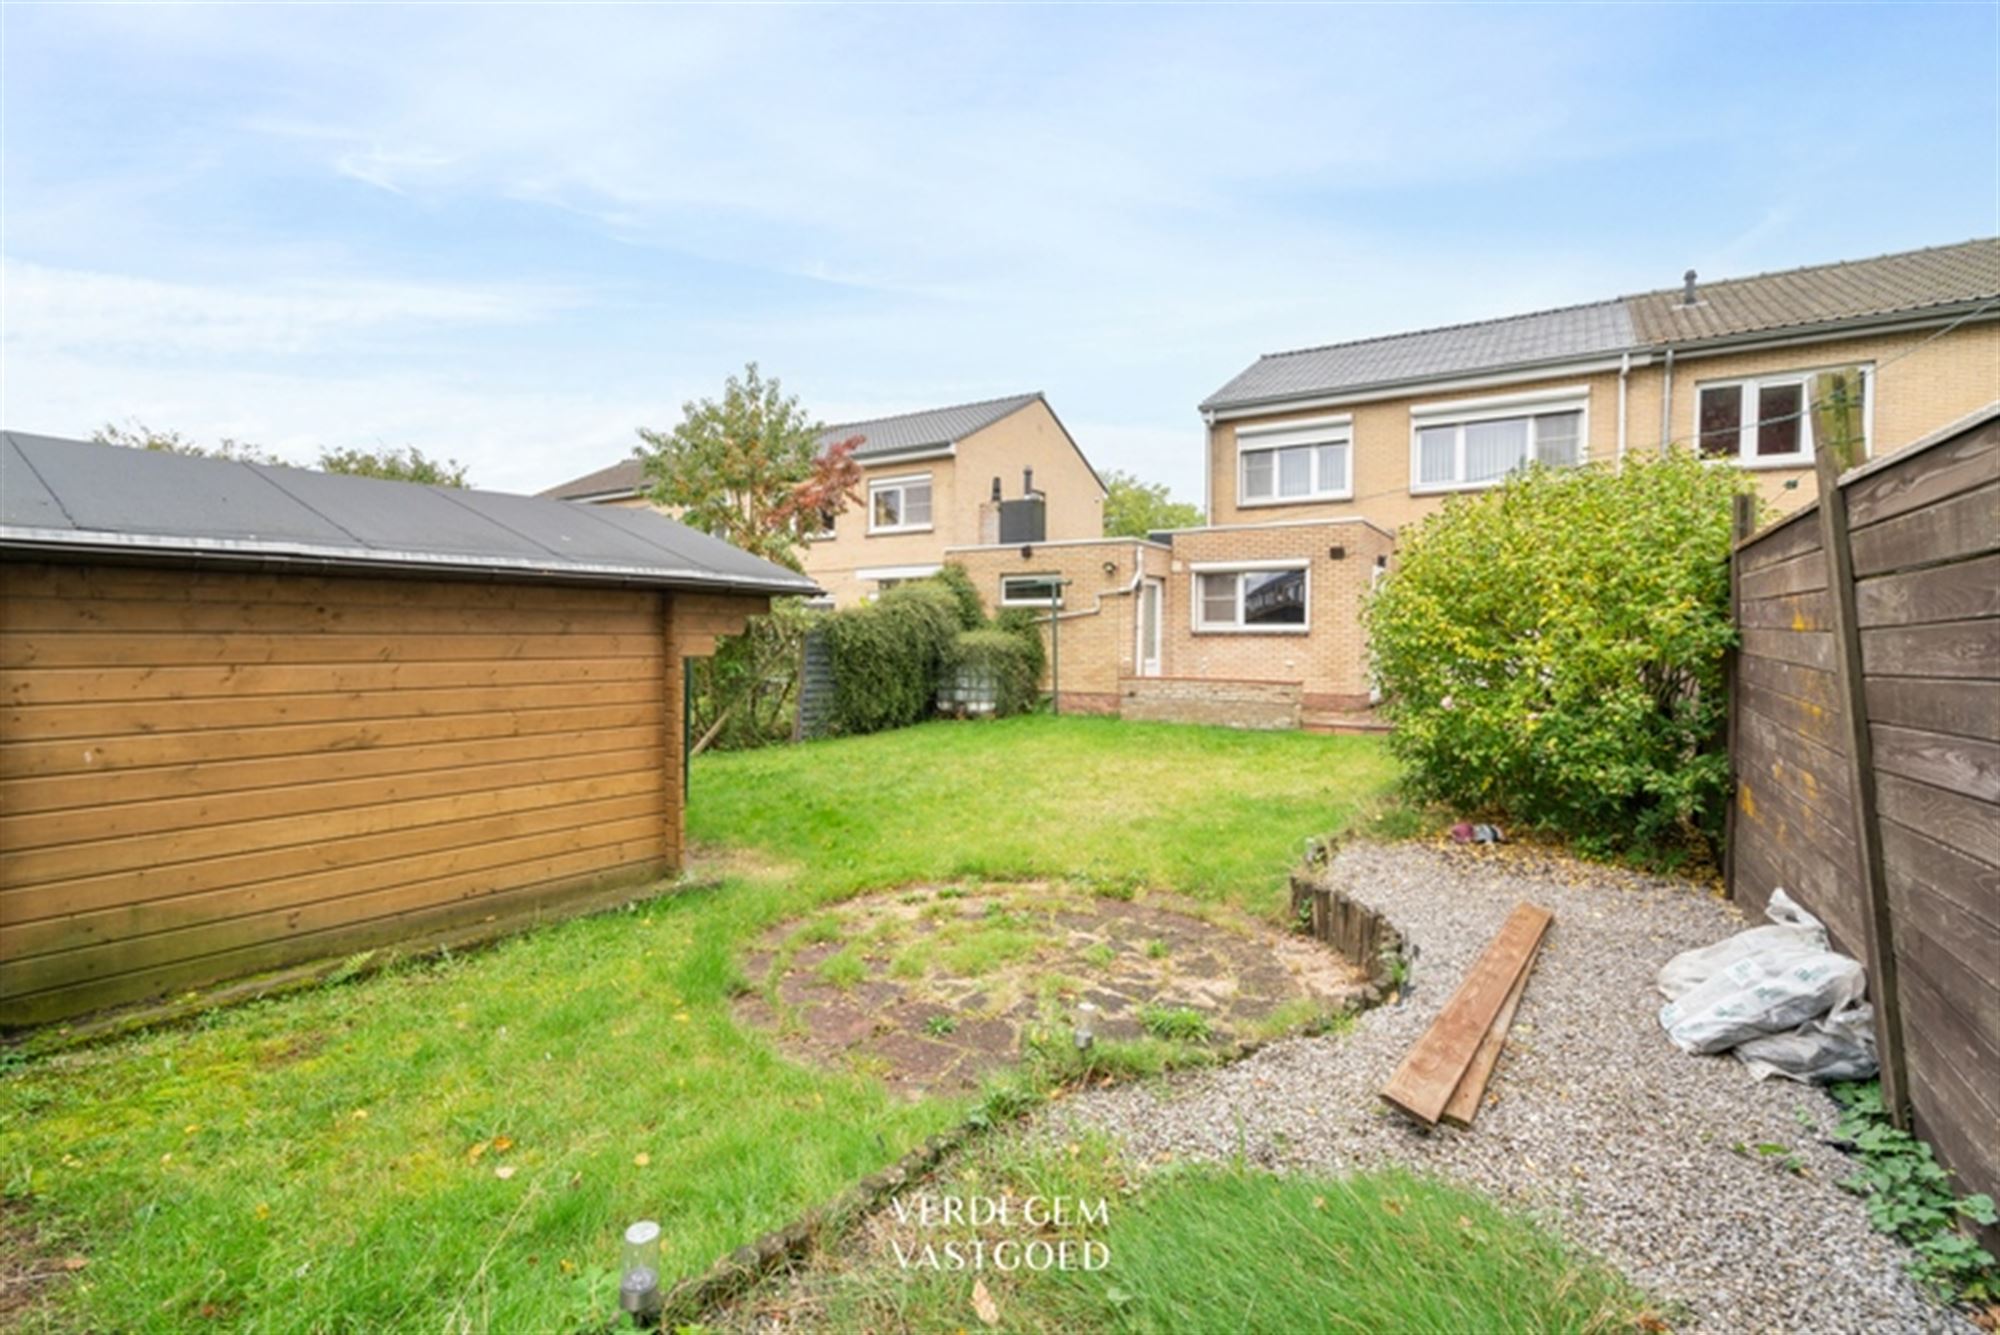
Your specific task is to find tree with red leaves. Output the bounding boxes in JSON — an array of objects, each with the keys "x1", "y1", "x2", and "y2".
[{"x1": 637, "y1": 363, "x2": 861, "y2": 573}]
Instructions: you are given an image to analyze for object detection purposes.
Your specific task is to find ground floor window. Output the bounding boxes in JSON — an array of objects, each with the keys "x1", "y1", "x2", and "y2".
[
  {"x1": 1192, "y1": 562, "x2": 1308, "y2": 632},
  {"x1": 1697, "y1": 367, "x2": 1869, "y2": 465},
  {"x1": 1000, "y1": 573, "x2": 1064, "y2": 607}
]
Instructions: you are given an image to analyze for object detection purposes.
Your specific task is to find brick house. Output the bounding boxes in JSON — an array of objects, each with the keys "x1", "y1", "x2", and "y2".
[
  {"x1": 543, "y1": 393, "x2": 1106, "y2": 607},
  {"x1": 953, "y1": 239, "x2": 2000, "y2": 730}
]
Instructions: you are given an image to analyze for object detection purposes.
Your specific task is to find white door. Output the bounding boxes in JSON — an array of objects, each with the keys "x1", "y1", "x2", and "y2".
[{"x1": 1137, "y1": 579, "x2": 1163, "y2": 676}]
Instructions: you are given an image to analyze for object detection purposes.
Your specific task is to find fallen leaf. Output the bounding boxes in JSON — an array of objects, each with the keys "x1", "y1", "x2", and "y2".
[
  {"x1": 1381, "y1": 1197, "x2": 1405, "y2": 1217},
  {"x1": 160, "y1": 1153, "x2": 173, "y2": 1164},
  {"x1": 674, "y1": 1012, "x2": 691, "y2": 1023},
  {"x1": 494, "y1": 1165, "x2": 517, "y2": 1180},
  {"x1": 633, "y1": 1152, "x2": 651, "y2": 1167},
  {"x1": 59, "y1": 1257, "x2": 89, "y2": 1272},
  {"x1": 351, "y1": 1109, "x2": 369, "y2": 1121},
  {"x1": 971, "y1": 1276, "x2": 1001, "y2": 1327},
  {"x1": 184, "y1": 1125, "x2": 200, "y2": 1135},
  {"x1": 1311, "y1": 1195, "x2": 1326, "y2": 1210},
  {"x1": 254, "y1": 1203, "x2": 271, "y2": 1220},
  {"x1": 559, "y1": 1258, "x2": 576, "y2": 1275},
  {"x1": 467, "y1": 1141, "x2": 490, "y2": 1164},
  {"x1": 492, "y1": 1136, "x2": 514, "y2": 1153}
]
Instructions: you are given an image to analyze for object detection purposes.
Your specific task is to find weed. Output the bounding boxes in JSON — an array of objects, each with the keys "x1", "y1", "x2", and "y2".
[
  {"x1": 1080, "y1": 944, "x2": 1116, "y2": 969},
  {"x1": 1143, "y1": 939, "x2": 1170, "y2": 960},
  {"x1": 922, "y1": 1014, "x2": 957, "y2": 1038},
  {"x1": 817, "y1": 949, "x2": 867, "y2": 989},
  {"x1": 1139, "y1": 1005, "x2": 1212, "y2": 1043}
]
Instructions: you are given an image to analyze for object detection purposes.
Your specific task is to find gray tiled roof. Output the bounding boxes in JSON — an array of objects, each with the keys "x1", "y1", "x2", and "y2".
[
  {"x1": 1202, "y1": 301, "x2": 1635, "y2": 411},
  {"x1": 1205, "y1": 237, "x2": 2000, "y2": 412},
  {"x1": 819, "y1": 392, "x2": 1042, "y2": 458},
  {"x1": 2, "y1": 431, "x2": 819, "y2": 596},
  {"x1": 541, "y1": 392, "x2": 1046, "y2": 500}
]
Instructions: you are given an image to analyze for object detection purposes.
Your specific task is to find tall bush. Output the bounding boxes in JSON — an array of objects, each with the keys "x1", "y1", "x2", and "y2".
[
  {"x1": 689, "y1": 598, "x2": 818, "y2": 751},
  {"x1": 1363, "y1": 453, "x2": 1753, "y2": 855},
  {"x1": 943, "y1": 628, "x2": 1040, "y2": 717},
  {"x1": 822, "y1": 583, "x2": 962, "y2": 735}
]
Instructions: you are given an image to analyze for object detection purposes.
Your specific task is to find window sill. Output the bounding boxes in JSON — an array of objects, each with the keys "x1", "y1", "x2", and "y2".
[
  {"x1": 1237, "y1": 493, "x2": 1353, "y2": 508},
  {"x1": 865, "y1": 525, "x2": 936, "y2": 537},
  {"x1": 1192, "y1": 625, "x2": 1310, "y2": 636}
]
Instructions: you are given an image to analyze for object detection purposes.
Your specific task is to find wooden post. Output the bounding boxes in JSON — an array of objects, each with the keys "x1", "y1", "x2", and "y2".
[
  {"x1": 1810, "y1": 369, "x2": 1910, "y2": 1126},
  {"x1": 1722, "y1": 491, "x2": 1756, "y2": 901}
]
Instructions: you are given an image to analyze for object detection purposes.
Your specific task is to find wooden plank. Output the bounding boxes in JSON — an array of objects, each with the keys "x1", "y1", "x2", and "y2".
[
  {"x1": 1855, "y1": 554, "x2": 2000, "y2": 629},
  {"x1": 1737, "y1": 590, "x2": 1832, "y2": 631},
  {"x1": 0, "y1": 654, "x2": 657, "y2": 707},
  {"x1": 1739, "y1": 627, "x2": 1834, "y2": 672},
  {"x1": 0, "y1": 594, "x2": 659, "y2": 637},
  {"x1": 2, "y1": 676, "x2": 661, "y2": 742},
  {"x1": 1864, "y1": 676, "x2": 2000, "y2": 743},
  {"x1": 1845, "y1": 417, "x2": 2000, "y2": 530},
  {"x1": 1739, "y1": 549, "x2": 1830, "y2": 601},
  {"x1": 1812, "y1": 430, "x2": 1908, "y2": 1125},
  {"x1": 1737, "y1": 700, "x2": 1852, "y2": 807},
  {"x1": 1, "y1": 811, "x2": 669, "y2": 962},
  {"x1": 1, "y1": 856, "x2": 672, "y2": 1028},
  {"x1": 0, "y1": 700, "x2": 663, "y2": 779},
  {"x1": 1738, "y1": 509, "x2": 1824, "y2": 572},
  {"x1": 1860, "y1": 620, "x2": 2000, "y2": 680},
  {"x1": 0, "y1": 720, "x2": 661, "y2": 816},
  {"x1": 1725, "y1": 492, "x2": 1754, "y2": 901},
  {"x1": 1870, "y1": 723, "x2": 2000, "y2": 803},
  {"x1": 0, "y1": 630, "x2": 661, "y2": 669},
  {"x1": 0, "y1": 832, "x2": 669, "y2": 998},
  {"x1": 1880, "y1": 815, "x2": 2000, "y2": 939},
  {"x1": 1738, "y1": 652, "x2": 1839, "y2": 715},
  {"x1": 3, "y1": 743, "x2": 663, "y2": 851},
  {"x1": 1380, "y1": 903, "x2": 1554, "y2": 1126},
  {"x1": 0, "y1": 768, "x2": 664, "y2": 888},
  {"x1": 1438, "y1": 935, "x2": 1543, "y2": 1128},
  {"x1": 1849, "y1": 480, "x2": 1999, "y2": 578},
  {"x1": 0, "y1": 562, "x2": 652, "y2": 613},
  {"x1": 1, "y1": 791, "x2": 666, "y2": 924},
  {"x1": 1737, "y1": 674, "x2": 1842, "y2": 751},
  {"x1": 1877, "y1": 771, "x2": 2000, "y2": 867},
  {"x1": 1732, "y1": 829, "x2": 1864, "y2": 956}
]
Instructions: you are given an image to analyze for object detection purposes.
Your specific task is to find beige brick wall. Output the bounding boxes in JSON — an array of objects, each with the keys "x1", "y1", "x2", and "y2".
[
  {"x1": 1160, "y1": 519, "x2": 1394, "y2": 707},
  {"x1": 947, "y1": 539, "x2": 1169, "y2": 708},
  {"x1": 1120, "y1": 677, "x2": 1302, "y2": 730},
  {"x1": 1208, "y1": 320, "x2": 1998, "y2": 530}
]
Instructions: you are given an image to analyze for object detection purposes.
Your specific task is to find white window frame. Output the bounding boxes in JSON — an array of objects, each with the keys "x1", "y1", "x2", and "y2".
[
  {"x1": 1407, "y1": 386, "x2": 1590, "y2": 495},
  {"x1": 1189, "y1": 559, "x2": 1310, "y2": 635},
  {"x1": 866, "y1": 472, "x2": 934, "y2": 535},
  {"x1": 804, "y1": 504, "x2": 838, "y2": 542},
  {"x1": 1235, "y1": 414, "x2": 1354, "y2": 507},
  {"x1": 1000, "y1": 573, "x2": 1065, "y2": 608},
  {"x1": 1694, "y1": 364, "x2": 1874, "y2": 470}
]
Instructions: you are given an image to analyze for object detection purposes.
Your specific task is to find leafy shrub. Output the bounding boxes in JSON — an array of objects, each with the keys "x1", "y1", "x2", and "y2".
[
  {"x1": 1831, "y1": 1081, "x2": 1998, "y2": 1301},
  {"x1": 934, "y1": 562, "x2": 987, "y2": 630},
  {"x1": 821, "y1": 582, "x2": 961, "y2": 735},
  {"x1": 992, "y1": 605, "x2": 1048, "y2": 687},
  {"x1": 944, "y1": 628, "x2": 1039, "y2": 717},
  {"x1": 1363, "y1": 452, "x2": 1752, "y2": 855},
  {"x1": 689, "y1": 597, "x2": 819, "y2": 751}
]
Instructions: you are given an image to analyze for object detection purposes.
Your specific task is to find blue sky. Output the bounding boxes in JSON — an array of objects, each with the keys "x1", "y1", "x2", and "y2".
[{"x1": 4, "y1": 3, "x2": 1996, "y2": 500}]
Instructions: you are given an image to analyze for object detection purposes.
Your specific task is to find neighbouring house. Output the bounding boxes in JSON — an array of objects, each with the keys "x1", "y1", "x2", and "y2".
[
  {"x1": 542, "y1": 392, "x2": 1107, "y2": 607},
  {"x1": 950, "y1": 238, "x2": 2000, "y2": 732},
  {"x1": 0, "y1": 430, "x2": 817, "y2": 1028}
]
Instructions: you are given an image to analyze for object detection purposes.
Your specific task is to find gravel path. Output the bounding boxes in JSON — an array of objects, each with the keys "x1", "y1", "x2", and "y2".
[{"x1": 1045, "y1": 841, "x2": 1967, "y2": 1334}]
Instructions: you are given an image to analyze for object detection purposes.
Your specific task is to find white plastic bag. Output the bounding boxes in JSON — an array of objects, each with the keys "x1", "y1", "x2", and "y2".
[
  {"x1": 1656, "y1": 889, "x2": 1828, "y2": 1001},
  {"x1": 1656, "y1": 890, "x2": 1866, "y2": 1055},
  {"x1": 1735, "y1": 1003, "x2": 1879, "y2": 1083}
]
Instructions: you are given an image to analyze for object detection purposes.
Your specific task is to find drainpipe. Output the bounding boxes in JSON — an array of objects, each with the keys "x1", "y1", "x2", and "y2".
[
  {"x1": 1200, "y1": 409, "x2": 1216, "y2": 524},
  {"x1": 1659, "y1": 347, "x2": 1675, "y2": 456},
  {"x1": 1616, "y1": 351, "x2": 1631, "y2": 465}
]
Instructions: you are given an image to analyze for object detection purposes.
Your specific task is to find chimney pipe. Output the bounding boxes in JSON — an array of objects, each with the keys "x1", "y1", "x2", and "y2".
[
  {"x1": 1023, "y1": 466, "x2": 1035, "y2": 497},
  {"x1": 991, "y1": 477, "x2": 1002, "y2": 502},
  {"x1": 1682, "y1": 269, "x2": 1698, "y2": 306}
]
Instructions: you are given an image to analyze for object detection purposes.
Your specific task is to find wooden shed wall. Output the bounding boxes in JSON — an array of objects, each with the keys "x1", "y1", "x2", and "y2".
[
  {"x1": 1729, "y1": 410, "x2": 1999, "y2": 1211},
  {"x1": 0, "y1": 562, "x2": 695, "y2": 1027}
]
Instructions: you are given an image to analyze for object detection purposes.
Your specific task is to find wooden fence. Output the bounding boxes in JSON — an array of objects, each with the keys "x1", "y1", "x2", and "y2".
[{"x1": 1727, "y1": 401, "x2": 1998, "y2": 1211}]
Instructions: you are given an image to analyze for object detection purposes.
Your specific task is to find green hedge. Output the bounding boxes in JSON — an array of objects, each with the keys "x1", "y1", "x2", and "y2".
[
  {"x1": 1362, "y1": 452, "x2": 1752, "y2": 856},
  {"x1": 822, "y1": 583, "x2": 962, "y2": 735}
]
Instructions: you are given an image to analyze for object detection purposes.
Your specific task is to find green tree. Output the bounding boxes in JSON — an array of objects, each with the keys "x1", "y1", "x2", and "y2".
[
  {"x1": 1102, "y1": 469, "x2": 1203, "y2": 538},
  {"x1": 93, "y1": 421, "x2": 284, "y2": 465},
  {"x1": 318, "y1": 445, "x2": 471, "y2": 487},
  {"x1": 636, "y1": 362, "x2": 861, "y2": 572}
]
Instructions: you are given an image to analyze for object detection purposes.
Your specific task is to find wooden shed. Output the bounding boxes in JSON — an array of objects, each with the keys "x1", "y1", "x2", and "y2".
[{"x1": 0, "y1": 431, "x2": 817, "y2": 1029}]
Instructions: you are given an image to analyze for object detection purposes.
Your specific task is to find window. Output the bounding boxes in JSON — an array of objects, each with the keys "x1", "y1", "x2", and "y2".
[
  {"x1": 1237, "y1": 416, "x2": 1352, "y2": 505},
  {"x1": 867, "y1": 474, "x2": 933, "y2": 533},
  {"x1": 1697, "y1": 370, "x2": 1867, "y2": 465},
  {"x1": 1000, "y1": 574, "x2": 1064, "y2": 607},
  {"x1": 1409, "y1": 393, "x2": 1587, "y2": 492},
  {"x1": 806, "y1": 505, "x2": 837, "y2": 541},
  {"x1": 1191, "y1": 563, "x2": 1308, "y2": 632}
]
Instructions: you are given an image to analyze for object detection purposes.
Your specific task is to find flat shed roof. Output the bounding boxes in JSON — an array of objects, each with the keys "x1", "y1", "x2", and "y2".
[{"x1": 0, "y1": 431, "x2": 820, "y2": 597}]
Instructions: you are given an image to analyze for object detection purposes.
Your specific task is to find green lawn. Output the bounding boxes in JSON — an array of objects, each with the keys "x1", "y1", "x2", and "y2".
[{"x1": 0, "y1": 718, "x2": 1396, "y2": 1332}]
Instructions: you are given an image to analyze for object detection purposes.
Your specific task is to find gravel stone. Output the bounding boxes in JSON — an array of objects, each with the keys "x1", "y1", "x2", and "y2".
[{"x1": 1044, "y1": 841, "x2": 1969, "y2": 1334}]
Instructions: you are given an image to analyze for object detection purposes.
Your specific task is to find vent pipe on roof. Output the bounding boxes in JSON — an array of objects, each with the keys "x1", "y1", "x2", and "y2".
[
  {"x1": 1023, "y1": 466, "x2": 1036, "y2": 497},
  {"x1": 991, "y1": 477, "x2": 1002, "y2": 502},
  {"x1": 1681, "y1": 269, "x2": 1699, "y2": 306}
]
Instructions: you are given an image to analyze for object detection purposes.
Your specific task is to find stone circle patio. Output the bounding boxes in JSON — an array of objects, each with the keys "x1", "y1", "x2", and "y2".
[{"x1": 733, "y1": 883, "x2": 1365, "y2": 1097}]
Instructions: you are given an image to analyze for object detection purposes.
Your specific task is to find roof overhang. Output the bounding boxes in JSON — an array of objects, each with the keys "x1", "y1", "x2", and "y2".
[
  {"x1": 0, "y1": 525, "x2": 822, "y2": 598},
  {"x1": 1202, "y1": 356, "x2": 1638, "y2": 422}
]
